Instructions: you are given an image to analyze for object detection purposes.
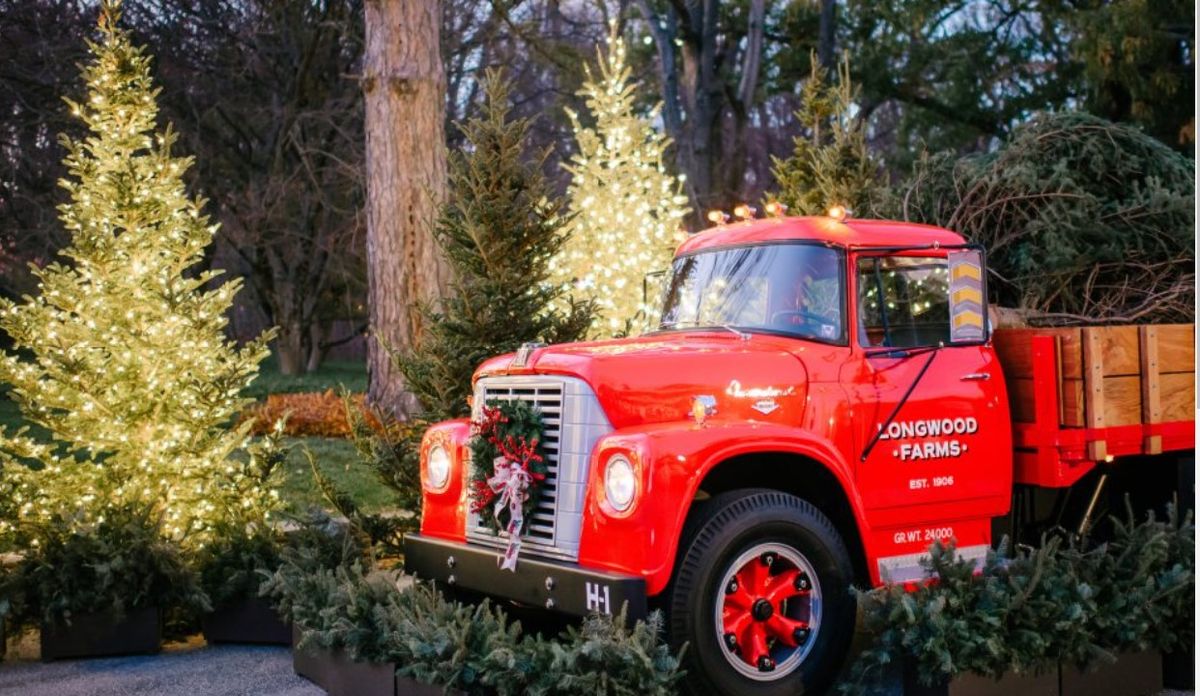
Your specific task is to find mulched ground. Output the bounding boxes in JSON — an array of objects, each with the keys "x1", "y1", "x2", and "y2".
[{"x1": 0, "y1": 641, "x2": 320, "y2": 696}]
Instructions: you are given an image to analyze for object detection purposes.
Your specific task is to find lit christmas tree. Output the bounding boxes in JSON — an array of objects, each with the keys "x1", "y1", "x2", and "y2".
[
  {"x1": 0, "y1": 1, "x2": 276, "y2": 546},
  {"x1": 552, "y1": 24, "x2": 689, "y2": 338}
]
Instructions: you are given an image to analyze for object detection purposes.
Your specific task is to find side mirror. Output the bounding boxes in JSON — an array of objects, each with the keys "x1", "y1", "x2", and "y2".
[{"x1": 948, "y1": 249, "x2": 987, "y2": 344}]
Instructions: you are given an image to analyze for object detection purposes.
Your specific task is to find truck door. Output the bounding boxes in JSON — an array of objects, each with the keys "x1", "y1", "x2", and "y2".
[{"x1": 846, "y1": 251, "x2": 1011, "y2": 545}]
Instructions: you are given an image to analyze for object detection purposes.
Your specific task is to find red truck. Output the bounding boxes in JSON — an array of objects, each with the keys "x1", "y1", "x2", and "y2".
[{"x1": 405, "y1": 215, "x2": 1195, "y2": 695}]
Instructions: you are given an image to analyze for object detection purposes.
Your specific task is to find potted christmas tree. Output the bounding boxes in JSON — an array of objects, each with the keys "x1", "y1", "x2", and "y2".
[
  {"x1": 0, "y1": 0, "x2": 277, "y2": 659},
  {"x1": 3, "y1": 504, "x2": 207, "y2": 660}
]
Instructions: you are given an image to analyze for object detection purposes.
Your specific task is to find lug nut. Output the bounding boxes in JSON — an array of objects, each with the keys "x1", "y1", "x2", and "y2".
[
  {"x1": 794, "y1": 573, "x2": 811, "y2": 591},
  {"x1": 760, "y1": 552, "x2": 777, "y2": 567},
  {"x1": 545, "y1": 577, "x2": 556, "y2": 591},
  {"x1": 725, "y1": 579, "x2": 739, "y2": 594},
  {"x1": 447, "y1": 574, "x2": 456, "y2": 586},
  {"x1": 447, "y1": 555, "x2": 456, "y2": 569},
  {"x1": 545, "y1": 598, "x2": 556, "y2": 610},
  {"x1": 757, "y1": 655, "x2": 775, "y2": 672},
  {"x1": 793, "y1": 627, "x2": 810, "y2": 644},
  {"x1": 723, "y1": 633, "x2": 739, "y2": 652}
]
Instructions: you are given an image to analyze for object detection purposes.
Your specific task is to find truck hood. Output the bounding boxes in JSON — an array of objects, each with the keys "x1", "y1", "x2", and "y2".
[{"x1": 475, "y1": 332, "x2": 810, "y2": 429}]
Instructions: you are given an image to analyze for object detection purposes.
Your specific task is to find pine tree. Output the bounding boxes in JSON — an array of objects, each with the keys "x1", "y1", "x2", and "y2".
[
  {"x1": 394, "y1": 71, "x2": 593, "y2": 421},
  {"x1": 0, "y1": 1, "x2": 276, "y2": 545},
  {"x1": 770, "y1": 55, "x2": 889, "y2": 218},
  {"x1": 551, "y1": 24, "x2": 689, "y2": 338}
]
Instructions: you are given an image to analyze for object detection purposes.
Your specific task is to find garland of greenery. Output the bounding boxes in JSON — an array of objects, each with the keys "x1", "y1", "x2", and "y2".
[{"x1": 467, "y1": 400, "x2": 548, "y2": 538}]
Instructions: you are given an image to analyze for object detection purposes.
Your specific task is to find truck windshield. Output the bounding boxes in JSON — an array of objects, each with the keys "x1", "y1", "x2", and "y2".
[{"x1": 657, "y1": 243, "x2": 846, "y2": 344}]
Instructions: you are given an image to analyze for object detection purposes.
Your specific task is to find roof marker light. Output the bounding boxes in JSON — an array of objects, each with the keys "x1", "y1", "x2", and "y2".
[
  {"x1": 732, "y1": 204, "x2": 756, "y2": 220},
  {"x1": 707, "y1": 210, "x2": 730, "y2": 226},
  {"x1": 764, "y1": 201, "x2": 788, "y2": 217},
  {"x1": 827, "y1": 205, "x2": 849, "y2": 222}
]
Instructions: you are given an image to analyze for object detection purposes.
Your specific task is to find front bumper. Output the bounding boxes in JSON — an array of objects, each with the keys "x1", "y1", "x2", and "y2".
[{"x1": 404, "y1": 534, "x2": 647, "y2": 620}]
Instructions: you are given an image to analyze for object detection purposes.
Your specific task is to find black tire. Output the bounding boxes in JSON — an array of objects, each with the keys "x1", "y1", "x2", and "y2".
[{"x1": 666, "y1": 489, "x2": 856, "y2": 696}]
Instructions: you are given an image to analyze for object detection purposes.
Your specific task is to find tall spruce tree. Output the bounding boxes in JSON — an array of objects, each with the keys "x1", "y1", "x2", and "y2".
[
  {"x1": 395, "y1": 71, "x2": 593, "y2": 421},
  {"x1": 770, "y1": 55, "x2": 889, "y2": 218},
  {"x1": 315, "y1": 72, "x2": 594, "y2": 552},
  {"x1": 551, "y1": 24, "x2": 689, "y2": 338},
  {"x1": 0, "y1": 1, "x2": 276, "y2": 545}
]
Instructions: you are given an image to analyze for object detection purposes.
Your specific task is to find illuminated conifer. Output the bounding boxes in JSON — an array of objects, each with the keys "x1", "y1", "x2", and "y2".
[
  {"x1": 552, "y1": 24, "x2": 689, "y2": 337},
  {"x1": 0, "y1": 1, "x2": 277, "y2": 545}
]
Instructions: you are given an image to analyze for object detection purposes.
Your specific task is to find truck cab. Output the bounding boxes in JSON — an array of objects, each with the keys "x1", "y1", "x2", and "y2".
[{"x1": 406, "y1": 215, "x2": 1019, "y2": 695}]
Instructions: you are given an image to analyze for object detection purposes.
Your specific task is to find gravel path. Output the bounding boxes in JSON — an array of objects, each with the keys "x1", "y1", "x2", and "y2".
[
  {"x1": 0, "y1": 642, "x2": 321, "y2": 696},
  {"x1": 0, "y1": 638, "x2": 1190, "y2": 696}
]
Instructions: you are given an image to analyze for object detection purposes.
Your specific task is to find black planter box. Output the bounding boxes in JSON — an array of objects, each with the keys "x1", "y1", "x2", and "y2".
[
  {"x1": 202, "y1": 597, "x2": 291, "y2": 645},
  {"x1": 395, "y1": 674, "x2": 467, "y2": 696},
  {"x1": 1061, "y1": 651, "x2": 1162, "y2": 696},
  {"x1": 292, "y1": 626, "x2": 395, "y2": 696},
  {"x1": 40, "y1": 606, "x2": 161, "y2": 661},
  {"x1": 904, "y1": 663, "x2": 1058, "y2": 696},
  {"x1": 1162, "y1": 648, "x2": 1194, "y2": 690}
]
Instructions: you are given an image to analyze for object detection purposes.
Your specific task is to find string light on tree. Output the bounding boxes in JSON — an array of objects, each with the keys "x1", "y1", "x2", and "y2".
[
  {"x1": 551, "y1": 22, "x2": 690, "y2": 337},
  {"x1": 0, "y1": 1, "x2": 279, "y2": 548}
]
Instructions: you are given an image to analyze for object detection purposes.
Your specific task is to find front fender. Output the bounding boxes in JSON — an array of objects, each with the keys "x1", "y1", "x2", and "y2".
[
  {"x1": 417, "y1": 419, "x2": 472, "y2": 542},
  {"x1": 577, "y1": 420, "x2": 867, "y2": 596}
]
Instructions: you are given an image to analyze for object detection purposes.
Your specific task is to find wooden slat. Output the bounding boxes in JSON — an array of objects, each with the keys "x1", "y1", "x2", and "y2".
[
  {"x1": 1161, "y1": 372, "x2": 1196, "y2": 423},
  {"x1": 1098, "y1": 326, "x2": 1141, "y2": 376},
  {"x1": 1101, "y1": 376, "x2": 1143, "y2": 427},
  {"x1": 1061, "y1": 378, "x2": 1085, "y2": 427},
  {"x1": 1140, "y1": 326, "x2": 1163, "y2": 454},
  {"x1": 1058, "y1": 329, "x2": 1083, "y2": 379},
  {"x1": 1082, "y1": 328, "x2": 1107, "y2": 460},
  {"x1": 1155, "y1": 324, "x2": 1195, "y2": 374},
  {"x1": 992, "y1": 331, "x2": 1036, "y2": 378},
  {"x1": 993, "y1": 327, "x2": 1082, "y2": 379}
]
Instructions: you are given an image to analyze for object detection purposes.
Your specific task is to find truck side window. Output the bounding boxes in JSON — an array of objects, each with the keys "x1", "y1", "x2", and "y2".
[{"x1": 855, "y1": 256, "x2": 951, "y2": 348}]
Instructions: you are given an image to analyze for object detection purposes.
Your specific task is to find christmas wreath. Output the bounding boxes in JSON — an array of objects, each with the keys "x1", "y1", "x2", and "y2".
[{"x1": 467, "y1": 400, "x2": 549, "y2": 569}]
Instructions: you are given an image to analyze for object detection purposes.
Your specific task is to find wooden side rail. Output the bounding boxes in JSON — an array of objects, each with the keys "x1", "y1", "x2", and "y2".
[{"x1": 995, "y1": 324, "x2": 1195, "y2": 489}]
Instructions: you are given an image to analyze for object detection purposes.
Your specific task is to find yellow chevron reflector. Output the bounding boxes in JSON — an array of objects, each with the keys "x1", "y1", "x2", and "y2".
[
  {"x1": 952, "y1": 287, "x2": 982, "y2": 304},
  {"x1": 951, "y1": 263, "x2": 982, "y2": 282},
  {"x1": 953, "y1": 312, "x2": 984, "y2": 329}
]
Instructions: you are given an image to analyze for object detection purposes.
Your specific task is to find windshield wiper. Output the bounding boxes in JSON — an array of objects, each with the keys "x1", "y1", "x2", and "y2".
[
  {"x1": 859, "y1": 344, "x2": 943, "y2": 462},
  {"x1": 658, "y1": 321, "x2": 750, "y2": 340}
]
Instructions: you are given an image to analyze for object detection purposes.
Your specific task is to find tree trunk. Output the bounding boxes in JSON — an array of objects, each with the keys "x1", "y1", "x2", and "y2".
[
  {"x1": 305, "y1": 322, "x2": 326, "y2": 374},
  {"x1": 363, "y1": 0, "x2": 448, "y2": 416},
  {"x1": 818, "y1": 0, "x2": 837, "y2": 69},
  {"x1": 276, "y1": 320, "x2": 307, "y2": 376}
]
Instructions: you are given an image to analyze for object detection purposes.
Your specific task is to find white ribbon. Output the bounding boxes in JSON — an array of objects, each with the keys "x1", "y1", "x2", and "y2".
[{"x1": 487, "y1": 455, "x2": 532, "y2": 571}]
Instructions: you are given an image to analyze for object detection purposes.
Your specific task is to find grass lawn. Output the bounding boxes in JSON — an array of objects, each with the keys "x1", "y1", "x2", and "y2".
[
  {"x1": 246, "y1": 359, "x2": 390, "y2": 513},
  {"x1": 276, "y1": 436, "x2": 395, "y2": 514}
]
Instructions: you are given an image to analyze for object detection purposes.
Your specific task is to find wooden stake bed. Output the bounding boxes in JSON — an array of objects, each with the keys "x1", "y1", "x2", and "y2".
[{"x1": 994, "y1": 324, "x2": 1195, "y2": 488}]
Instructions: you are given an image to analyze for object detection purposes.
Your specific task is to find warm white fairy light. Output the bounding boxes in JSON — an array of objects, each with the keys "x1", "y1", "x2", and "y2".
[
  {"x1": 550, "y1": 22, "x2": 690, "y2": 338},
  {"x1": 0, "y1": 4, "x2": 279, "y2": 548}
]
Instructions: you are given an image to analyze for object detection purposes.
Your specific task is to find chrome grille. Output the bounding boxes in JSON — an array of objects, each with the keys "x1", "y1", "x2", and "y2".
[{"x1": 466, "y1": 375, "x2": 611, "y2": 561}]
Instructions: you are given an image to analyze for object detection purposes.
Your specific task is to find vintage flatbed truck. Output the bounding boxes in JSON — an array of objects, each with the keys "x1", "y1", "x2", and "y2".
[{"x1": 405, "y1": 215, "x2": 1195, "y2": 696}]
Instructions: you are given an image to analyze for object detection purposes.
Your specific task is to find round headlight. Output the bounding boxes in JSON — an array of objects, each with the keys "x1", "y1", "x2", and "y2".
[
  {"x1": 426, "y1": 444, "x2": 451, "y2": 491},
  {"x1": 604, "y1": 454, "x2": 637, "y2": 512}
]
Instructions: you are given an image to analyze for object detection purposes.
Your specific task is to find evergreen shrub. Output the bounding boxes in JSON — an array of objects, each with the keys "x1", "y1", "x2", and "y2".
[
  {"x1": 842, "y1": 505, "x2": 1194, "y2": 693},
  {"x1": 195, "y1": 526, "x2": 284, "y2": 610},
  {"x1": 2, "y1": 504, "x2": 209, "y2": 630},
  {"x1": 263, "y1": 540, "x2": 684, "y2": 696}
]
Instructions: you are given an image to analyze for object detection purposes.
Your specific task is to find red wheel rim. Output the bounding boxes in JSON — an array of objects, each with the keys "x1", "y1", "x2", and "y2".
[{"x1": 714, "y1": 542, "x2": 821, "y2": 680}]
